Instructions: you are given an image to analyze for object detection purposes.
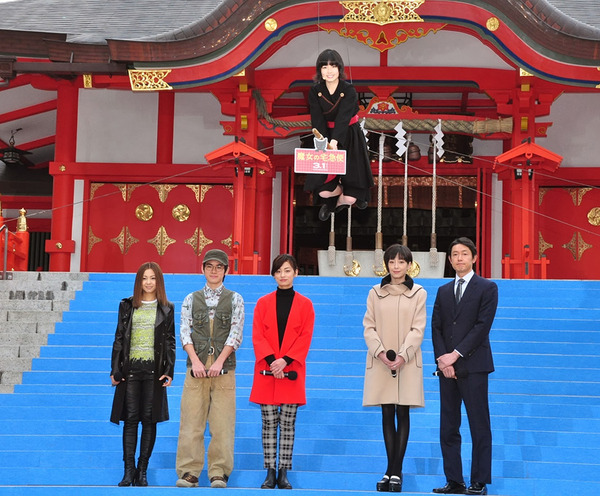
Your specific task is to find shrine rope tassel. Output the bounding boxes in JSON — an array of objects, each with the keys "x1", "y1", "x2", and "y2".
[
  {"x1": 328, "y1": 212, "x2": 336, "y2": 266},
  {"x1": 373, "y1": 133, "x2": 385, "y2": 274}
]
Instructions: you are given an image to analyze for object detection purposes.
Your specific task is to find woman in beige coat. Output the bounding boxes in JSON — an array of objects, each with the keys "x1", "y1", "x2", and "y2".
[{"x1": 363, "y1": 244, "x2": 427, "y2": 493}]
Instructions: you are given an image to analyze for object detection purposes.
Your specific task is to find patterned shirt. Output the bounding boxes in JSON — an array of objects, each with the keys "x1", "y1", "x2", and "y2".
[
  {"x1": 130, "y1": 300, "x2": 157, "y2": 370},
  {"x1": 180, "y1": 284, "x2": 244, "y2": 350}
]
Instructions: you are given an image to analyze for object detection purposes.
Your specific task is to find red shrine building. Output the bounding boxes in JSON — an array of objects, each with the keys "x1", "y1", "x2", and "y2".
[{"x1": 1, "y1": 0, "x2": 600, "y2": 279}]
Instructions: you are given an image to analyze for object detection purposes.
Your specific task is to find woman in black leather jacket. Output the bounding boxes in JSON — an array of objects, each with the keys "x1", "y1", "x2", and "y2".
[{"x1": 110, "y1": 261, "x2": 176, "y2": 486}]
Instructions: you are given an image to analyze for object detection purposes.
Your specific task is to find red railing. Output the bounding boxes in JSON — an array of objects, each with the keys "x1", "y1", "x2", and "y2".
[
  {"x1": 501, "y1": 244, "x2": 549, "y2": 279},
  {"x1": 0, "y1": 208, "x2": 30, "y2": 279}
]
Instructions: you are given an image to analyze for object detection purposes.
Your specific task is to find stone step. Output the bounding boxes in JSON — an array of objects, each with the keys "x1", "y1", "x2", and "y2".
[
  {"x1": 2, "y1": 272, "x2": 89, "y2": 282},
  {"x1": 1, "y1": 333, "x2": 49, "y2": 347},
  {"x1": 0, "y1": 358, "x2": 32, "y2": 373},
  {"x1": 0, "y1": 289, "x2": 77, "y2": 301},
  {"x1": 6, "y1": 311, "x2": 63, "y2": 323},
  {"x1": 0, "y1": 300, "x2": 70, "y2": 312},
  {"x1": 0, "y1": 370, "x2": 22, "y2": 385},
  {"x1": 0, "y1": 322, "x2": 56, "y2": 334}
]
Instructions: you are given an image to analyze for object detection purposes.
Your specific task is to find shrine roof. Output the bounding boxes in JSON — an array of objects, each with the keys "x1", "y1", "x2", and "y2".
[{"x1": 0, "y1": 0, "x2": 600, "y2": 67}]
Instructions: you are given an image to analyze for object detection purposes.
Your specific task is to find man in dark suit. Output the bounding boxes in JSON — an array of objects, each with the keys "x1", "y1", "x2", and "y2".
[{"x1": 431, "y1": 237, "x2": 498, "y2": 495}]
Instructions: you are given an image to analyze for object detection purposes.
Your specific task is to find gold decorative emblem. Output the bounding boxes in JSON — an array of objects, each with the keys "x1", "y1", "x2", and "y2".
[
  {"x1": 128, "y1": 69, "x2": 173, "y2": 91},
  {"x1": 135, "y1": 204, "x2": 154, "y2": 221},
  {"x1": 114, "y1": 183, "x2": 142, "y2": 202},
  {"x1": 187, "y1": 185, "x2": 201, "y2": 202},
  {"x1": 265, "y1": 18, "x2": 278, "y2": 31},
  {"x1": 150, "y1": 184, "x2": 177, "y2": 203},
  {"x1": 59, "y1": 165, "x2": 66, "y2": 172},
  {"x1": 373, "y1": 265, "x2": 388, "y2": 277},
  {"x1": 519, "y1": 68, "x2": 533, "y2": 77},
  {"x1": 344, "y1": 259, "x2": 361, "y2": 277},
  {"x1": 200, "y1": 185, "x2": 213, "y2": 203},
  {"x1": 588, "y1": 207, "x2": 600, "y2": 226},
  {"x1": 408, "y1": 260, "x2": 420, "y2": 278},
  {"x1": 185, "y1": 227, "x2": 213, "y2": 256},
  {"x1": 88, "y1": 227, "x2": 102, "y2": 254},
  {"x1": 90, "y1": 183, "x2": 103, "y2": 201},
  {"x1": 221, "y1": 234, "x2": 233, "y2": 249},
  {"x1": 486, "y1": 17, "x2": 500, "y2": 32},
  {"x1": 111, "y1": 226, "x2": 139, "y2": 255},
  {"x1": 148, "y1": 226, "x2": 176, "y2": 256},
  {"x1": 562, "y1": 232, "x2": 592, "y2": 261},
  {"x1": 172, "y1": 204, "x2": 190, "y2": 222},
  {"x1": 340, "y1": 0, "x2": 424, "y2": 25},
  {"x1": 567, "y1": 187, "x2": 592, "y2": 206},
  {"x1": 83, "y1": 74, "x2": 93, "y2": 88},
  {"x1": 538, "y1": 231, "x2": 553, "y2": 257}
]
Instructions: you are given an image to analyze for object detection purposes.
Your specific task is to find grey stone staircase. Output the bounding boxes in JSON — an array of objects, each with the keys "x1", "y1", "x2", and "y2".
[{"x1": 0, "y1": 271, "x2": 88, "y2": 393}]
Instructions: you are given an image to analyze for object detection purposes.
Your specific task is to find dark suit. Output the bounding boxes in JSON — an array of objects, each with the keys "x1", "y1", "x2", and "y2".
[{"x1": 431, "y1": 273, "x2": 498, "y2": 485}]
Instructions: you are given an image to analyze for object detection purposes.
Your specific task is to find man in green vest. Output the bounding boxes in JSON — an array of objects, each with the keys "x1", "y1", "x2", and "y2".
[{"x1": 175, "y1": 249, "x2": 245, "y2": 488}]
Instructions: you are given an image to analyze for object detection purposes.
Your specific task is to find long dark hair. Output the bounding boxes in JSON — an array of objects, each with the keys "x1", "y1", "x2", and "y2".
[
  {"x1": 271, "y1": 254, "x2": 298, "y2": 275},
  {"x1": 132, "y1": 261, "x2": 168, "y2": 308},
  {"x1": 314, "y1": 49, "x2": 346, "y2": 83}
]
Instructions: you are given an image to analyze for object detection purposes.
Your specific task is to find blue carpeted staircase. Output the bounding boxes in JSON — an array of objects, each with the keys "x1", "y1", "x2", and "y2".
[{"x1": 1, "y1": 274, "x2": 599, "y2": 495}]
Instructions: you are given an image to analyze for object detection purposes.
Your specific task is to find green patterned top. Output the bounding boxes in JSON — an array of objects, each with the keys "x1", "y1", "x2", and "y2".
[{"x1": 130, "y1": 300, "x2": 156, "y2": 372}]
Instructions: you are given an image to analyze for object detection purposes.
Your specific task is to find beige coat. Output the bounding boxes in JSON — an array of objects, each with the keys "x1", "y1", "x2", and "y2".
[{"x1": 362, "y1": 277, "x2": 427, "y2": 408}]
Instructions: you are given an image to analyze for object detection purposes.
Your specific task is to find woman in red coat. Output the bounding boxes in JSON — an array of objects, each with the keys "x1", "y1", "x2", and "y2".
[{"x1": 250, "y1": 254, "x2": 315, "y2": 490}]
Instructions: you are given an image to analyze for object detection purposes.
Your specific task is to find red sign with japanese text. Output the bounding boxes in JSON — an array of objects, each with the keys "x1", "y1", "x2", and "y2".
[{"x1": 294, "y1": 148, "x2": 347, "y2": 175}]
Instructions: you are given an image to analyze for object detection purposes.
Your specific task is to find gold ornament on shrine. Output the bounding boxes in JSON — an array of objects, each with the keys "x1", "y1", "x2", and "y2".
[
  {"x1": 408, "y1": 260, "x2": 421, "y2": 278},
  {"x1": 172, "y1": 204, "x2": 191, "y2": 222},
  {"x1": 588, "y1": 207, "x2": 600, "y2": 226},
  {"x1": 486, "y1": 17, "x2": 500, "y2": 32},
  {"x1": 264, "y1": 18, "x2": 278, "y2": 32},
  {"x1": 135, "y1": 204, "x2": 154, "y2": 221},
  {"x1": 148, "y1": 226, "x2": 176, "y2": 256},
  {"x1": 128, "y1": 69, "x2": 173, "y2": 91},
  {"x1": 340, "y1": 0, "x2": 424, "y2": 25},
  {"x1": 16, "y1": 208, "x2": 28, "y2": 232}
]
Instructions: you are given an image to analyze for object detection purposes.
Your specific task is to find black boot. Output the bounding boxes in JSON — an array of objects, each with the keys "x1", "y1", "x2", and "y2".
[
  {"x1": 118, "y1": 458, "x2": 136, "y2": 487},
  {"x1": 261, "y1": 468, "x2": 276, "y2": 489},
  {"x1": 136, "y1": 459, "x2": 148, "y2": 487},
  {"x1": 136, "y1": 422, "x2": 156, "y2": 487},
  {"x1": 277, "y1": 468, "x2": 292, "y2": 490},
  {"x1": 118, "y1": 421, "x2": 138, "y2": 486}
]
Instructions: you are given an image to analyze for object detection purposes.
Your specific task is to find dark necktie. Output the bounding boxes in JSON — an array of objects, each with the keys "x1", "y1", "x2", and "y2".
[{"x1": 455, "y1": 278, "x2": 465, "y2": 304}]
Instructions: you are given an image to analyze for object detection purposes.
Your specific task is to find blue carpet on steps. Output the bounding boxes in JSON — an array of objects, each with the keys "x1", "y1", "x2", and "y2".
[{"x1": 1, "y1": 274, "x2": 599, "y2": 496}]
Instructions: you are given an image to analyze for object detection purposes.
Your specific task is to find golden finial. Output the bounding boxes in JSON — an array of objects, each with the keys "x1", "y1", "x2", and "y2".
[{"x1": 16, "y1": 208, "x2": 28, "y2": 232}]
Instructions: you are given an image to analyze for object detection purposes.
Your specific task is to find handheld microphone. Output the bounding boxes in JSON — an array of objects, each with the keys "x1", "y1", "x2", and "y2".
[
  {"x1": 260, "y1": 370, "x2": 298, "y2": 381},
  {"x1": 386, "y1": 350, "x2": 397, "y2": 378},
  {"x1": 433, "y1": 369, "x2": 468, "y2": 379},
  {"x1": 190, "y1": 369, "x2": 228, "y2": 378}
]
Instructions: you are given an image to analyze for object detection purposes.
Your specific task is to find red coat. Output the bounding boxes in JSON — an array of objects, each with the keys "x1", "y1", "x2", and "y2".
[{"x1": 249, "y1": 290, "x2": 314, "y2": 406}]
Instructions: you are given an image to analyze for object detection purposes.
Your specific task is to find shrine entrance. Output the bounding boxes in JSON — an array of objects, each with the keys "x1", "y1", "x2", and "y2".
[{"x1": 293, "y1": 175, "x2": 477, "y2": 277}]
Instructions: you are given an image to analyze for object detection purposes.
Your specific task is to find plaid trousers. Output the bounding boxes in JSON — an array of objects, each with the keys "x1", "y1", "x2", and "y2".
[{"x1": 260, "y1": 403, "x2": 298, "y2": 470}]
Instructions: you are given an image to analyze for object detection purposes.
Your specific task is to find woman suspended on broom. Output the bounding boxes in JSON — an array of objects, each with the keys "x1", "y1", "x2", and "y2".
[{"x1": 306, "y1": 48, "x2": 374, "y2": 221}]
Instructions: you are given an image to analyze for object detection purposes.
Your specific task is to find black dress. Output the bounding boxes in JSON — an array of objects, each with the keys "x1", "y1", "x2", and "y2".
[{"x1": 305, "y1": 80, "x2": 374, "y2": 201}]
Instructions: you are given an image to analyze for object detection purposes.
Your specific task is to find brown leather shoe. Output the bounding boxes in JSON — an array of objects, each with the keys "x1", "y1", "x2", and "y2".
[
  {"x1": 210, "y1": 475, "x2": 228, "y2": 488},
  {"x1": 176, "y1": 472, "x2": 199, "y2": 488}
]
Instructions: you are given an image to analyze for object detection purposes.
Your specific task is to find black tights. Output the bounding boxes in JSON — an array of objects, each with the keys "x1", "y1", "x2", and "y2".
[{"x1": 381, "y1": 404, "x2": 410, "y2": 476}]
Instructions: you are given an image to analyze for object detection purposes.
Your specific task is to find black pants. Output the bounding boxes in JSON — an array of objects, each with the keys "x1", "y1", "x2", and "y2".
[{"x1": 122, "y1": 371, "x2": 157, "y2": 465}]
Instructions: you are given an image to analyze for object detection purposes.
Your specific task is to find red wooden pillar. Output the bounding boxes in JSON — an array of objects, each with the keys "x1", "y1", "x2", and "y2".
[
  {"x1": 255, "y1": 169, "x2": 273, "y2": 273},
  {"x1": 157, "y1": 91, "x2": 175, "y2": 164},
  {"x1": 46, "y1": 82, "x2": 78, "y2": 271}
]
